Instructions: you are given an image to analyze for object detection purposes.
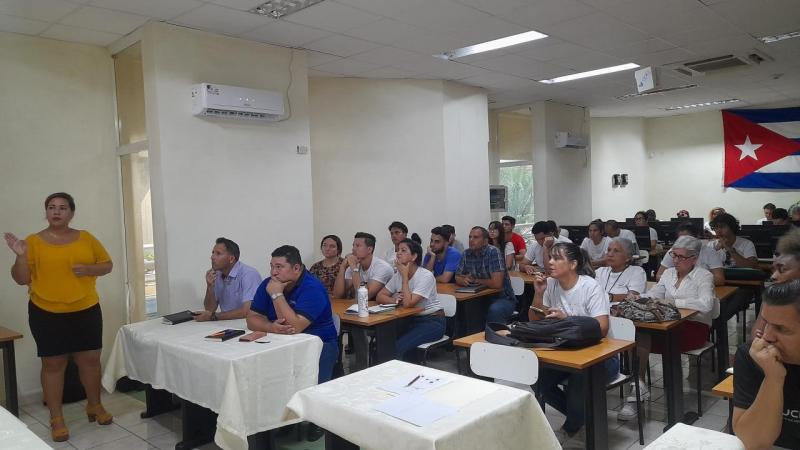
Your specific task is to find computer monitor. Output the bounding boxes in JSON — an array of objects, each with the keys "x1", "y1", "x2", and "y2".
[
  {"x1": 739, "y1": 224, "x2": 790, "y2": 258},
  {"x1": 561, "y1": 225, "x2": 588, "y2": 245}
]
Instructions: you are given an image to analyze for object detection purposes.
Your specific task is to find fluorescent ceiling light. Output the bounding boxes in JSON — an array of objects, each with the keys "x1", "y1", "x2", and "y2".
[
  {"x1": 615, "y1": 84, "x2": 698, "y2": 100},
  {"x1": 436, "y1": 30, "x2": 548, "y2": 60},
  {"x1": 664, "y1": 99, "x2": 740, "y2": 111},
  {"x1": 539, "y1": 63, "x2": 639, "y2": 84},
  {"x1": 758, "y1": 30, "x2": 800, "y2": 44},
  {"x1": 249, "y1": 0, "x2": 325, "y2": 19}
]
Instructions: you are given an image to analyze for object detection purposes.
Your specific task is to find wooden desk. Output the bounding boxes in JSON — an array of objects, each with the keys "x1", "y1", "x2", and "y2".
[
  {"x1": 633, "y1": 309, "x2": 699, "y2": 428},
  {"x1": 712, "y1": 375, "x2": 733, "y2": 398},
  {"x1": 0, "y1": 327, "x2": 22, "y2": 417},
  {"x1": 454, "y1": 333, "x2": 634, "y2": 450},
  {"x1": 715, "y1": 286, "x2": 738, "y2": 302},
  {"x1": 508, "y1": 270, "x2": 536, "y2": 285},
  {"x1": 436, "y1": 283, "x2": 500, "y2": 337},
  {"x1": 331, "y1": 298, "x2": 421, "y2": 370}
]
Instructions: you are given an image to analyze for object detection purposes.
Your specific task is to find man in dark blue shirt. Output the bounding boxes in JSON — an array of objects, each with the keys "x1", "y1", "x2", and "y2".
[{"x1": 248, "y1": 245, "x2": 338, "y2": 384}]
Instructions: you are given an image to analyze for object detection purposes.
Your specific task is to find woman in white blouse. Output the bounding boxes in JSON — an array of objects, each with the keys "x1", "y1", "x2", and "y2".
[
  {"x1": 618, "y1": 235, "x2": 717, "y2": 421},
  {"x1": 580, "y1": 219, "x2": 611, "y2": 268},
  {"x1": 594, "y1": 238, "x2": 646, "y2": 303},
  {"x1": 376, "y1": 239, "x2": 444, "y2": 360},
  {"x1": 488, "y1": 220, "x2": 514, "y2": 270}
]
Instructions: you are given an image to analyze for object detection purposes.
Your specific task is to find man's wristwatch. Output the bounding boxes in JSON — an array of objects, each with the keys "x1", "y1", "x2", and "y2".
[
  {"x1": 210, "y1": 311, "x2": 218, "y2": 321},
  {"x1": 271, "y1": 292, "x2": 284, "y2": 300},
  {"x1": 352, "y1": 268, "x2": 360, "y2": 273}
]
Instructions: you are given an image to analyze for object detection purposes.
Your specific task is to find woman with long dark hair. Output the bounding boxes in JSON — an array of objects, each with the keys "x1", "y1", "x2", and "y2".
[
  {"x1": 488, "y1": 220, "x2": 514, "y2": 270},
  {"x1": 529, "y1": 242, "x2": 617, "y2": 438}
]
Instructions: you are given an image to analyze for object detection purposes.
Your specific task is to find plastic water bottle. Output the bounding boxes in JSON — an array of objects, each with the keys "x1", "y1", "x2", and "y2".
[{"x1": 357, "y1": 283, "x2": 368, "y2": 318}]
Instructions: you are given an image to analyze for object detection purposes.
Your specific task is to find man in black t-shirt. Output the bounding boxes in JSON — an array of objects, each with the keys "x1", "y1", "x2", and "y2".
[{"x1": 733, "y1": 280, "x2": 800, "y2": 449}]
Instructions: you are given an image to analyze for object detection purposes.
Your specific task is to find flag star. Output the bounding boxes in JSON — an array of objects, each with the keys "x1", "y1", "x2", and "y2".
[{"x1": 735, "y1": 135, "x2": 762, "y2": 161}]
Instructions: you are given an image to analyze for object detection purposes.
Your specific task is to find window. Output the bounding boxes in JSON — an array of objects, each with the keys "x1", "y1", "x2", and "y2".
[{"x1": 499, "y1": 161, "x2": 534, "y2": 230}]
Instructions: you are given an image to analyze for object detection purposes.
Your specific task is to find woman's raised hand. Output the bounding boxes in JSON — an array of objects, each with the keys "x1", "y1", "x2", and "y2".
[{"x1": 4, "y1": 233, "x2": 27, "y2": 256}]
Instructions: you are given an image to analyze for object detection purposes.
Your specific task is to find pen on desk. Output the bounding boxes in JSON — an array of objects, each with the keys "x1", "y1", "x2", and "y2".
[{"x1": 405, "y1": 375, "x2": 421, "y2": 387}]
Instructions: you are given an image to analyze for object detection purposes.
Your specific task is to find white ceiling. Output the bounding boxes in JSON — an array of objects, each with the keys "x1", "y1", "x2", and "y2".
[{"x1": 2, "y1": 0, "x2": 799, "y2": 117}]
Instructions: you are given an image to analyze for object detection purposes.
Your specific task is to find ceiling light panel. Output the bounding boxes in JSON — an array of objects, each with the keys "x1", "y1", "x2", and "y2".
[
  {"x1": 758, "y1": 30, "x2": 800, "y2": 44},
  {"x1": 538, "y1": 63, "x2": 639, "y2": 84},
  {"x1": 664, "y1": 98, "x2": 740, "y2": 111},
  {"x1": 435, "y1": 30, "x2": 548, "y2": 60},
  {"x1": 249, "y1": 0, "x2": 325, "y2": 19}
]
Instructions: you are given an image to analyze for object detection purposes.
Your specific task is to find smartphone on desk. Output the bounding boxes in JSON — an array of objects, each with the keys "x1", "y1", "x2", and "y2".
[
  {"x1": 239, "y1": 331, "x2": 267, "y2": 342},
  {"x1": 529, "y1": 305, "x2": 547, "y2": 316}
]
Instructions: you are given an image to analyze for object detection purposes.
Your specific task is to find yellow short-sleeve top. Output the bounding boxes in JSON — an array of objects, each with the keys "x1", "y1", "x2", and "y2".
[{"x1": 25, "y1": 231, "x2": 111, "y2": 313}]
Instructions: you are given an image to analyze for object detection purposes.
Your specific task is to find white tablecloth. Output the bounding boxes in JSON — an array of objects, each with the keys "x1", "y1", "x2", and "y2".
[
  {"x1": 101, "y1": 318, "x2": 322, "y2": 450},
  {"x1": 284, "y1": 360, "x2": 560, "y2": 450},
  {"x1": 644, "y1": 423, "x2": 745, "y2": 449},
  {"x1": 0, "y1": 406, "x2": 52, "y2": 450}
]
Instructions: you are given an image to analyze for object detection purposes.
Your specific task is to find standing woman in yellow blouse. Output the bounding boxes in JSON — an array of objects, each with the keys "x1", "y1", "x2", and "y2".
[{"x1": 4, "y1": 193, "x2": 113, "y2": 442}]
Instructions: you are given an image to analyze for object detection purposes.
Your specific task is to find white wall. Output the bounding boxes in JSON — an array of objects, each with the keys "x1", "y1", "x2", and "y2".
[
  {"x1": 532, "y1": 101, "x2": 593, "y2": 226},
  {"x1": 0, "y1": 32, "x2": 125, "y2": 397},
  {"x1": 141, "y1": 23, "x2": 313, "y2": 313},
  {"x1": 590, "y1": 117, "x2": 648, "y2": 221},
  {"x1": 309, "y1": 78, "x2": 489, "y2": 259},
  {"x1": 588, "y1": 111, "x2": 798, "y2": 224}
]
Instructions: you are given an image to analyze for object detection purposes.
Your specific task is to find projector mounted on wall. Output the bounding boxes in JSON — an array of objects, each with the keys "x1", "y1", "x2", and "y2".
[
  {"x1": 191, "y1": 83, "x2": 285, "y2": 121},
  {"x1": 554, "y1": 131, "x2": 586, "y2": 149}
]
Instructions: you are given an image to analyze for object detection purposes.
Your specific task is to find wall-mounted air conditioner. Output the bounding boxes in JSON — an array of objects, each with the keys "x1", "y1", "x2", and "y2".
[
  {"x1": 554, "y1": 131, "x2": 586, "y2": 149},
  {"x1": 191, "y1": 83, "x2": 285, "y2": 121}
]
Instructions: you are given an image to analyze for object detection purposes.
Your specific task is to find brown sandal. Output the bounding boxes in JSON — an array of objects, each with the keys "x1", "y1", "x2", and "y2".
[
  {"x1": 86, "y1": 403, "x2": 113, "y2": 425},
  {"x1": 50, "y1": 416, "x2": 70, "y2": 442}
]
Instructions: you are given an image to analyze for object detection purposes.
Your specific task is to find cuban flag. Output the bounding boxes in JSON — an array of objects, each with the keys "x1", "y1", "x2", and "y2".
[{"x1": 723, "y1": 107, "x2": 800, "y2": 189}]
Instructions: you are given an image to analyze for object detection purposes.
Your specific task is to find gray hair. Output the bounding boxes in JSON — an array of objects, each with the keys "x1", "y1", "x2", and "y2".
[
  {"x1": 672, "y1": 235, "x2": 702, "y2": 256},
  {"x1": 777, "y1": 227, "x2": 800, "y2": 260},
  {"x1": 763, "y1": 279, "x2": 800, "y2": 314},
  {"x1": 609, "y1": 237, "x2": 635, "y2": 260}
]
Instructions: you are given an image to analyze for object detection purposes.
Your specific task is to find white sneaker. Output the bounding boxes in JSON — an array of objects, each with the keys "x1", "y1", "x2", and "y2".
[
  {"x1": 625, "y1": 380, "x2": 650, "y2": 402},
  {"x1": 617, "y1": 401, "x2": 638, "y2": 421}
]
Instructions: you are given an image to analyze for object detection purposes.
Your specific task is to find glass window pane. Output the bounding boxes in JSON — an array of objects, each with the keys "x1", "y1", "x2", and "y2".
[{"x1": 499, "y1": 164, "x2": 534, "y2": 230}]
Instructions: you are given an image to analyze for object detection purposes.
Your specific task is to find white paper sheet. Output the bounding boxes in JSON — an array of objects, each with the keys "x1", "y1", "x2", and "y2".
[
  {"x1": 373, "y1": 395, "x2": 456, "y2": 427},
  {"x1": 379, "y1": 373, "x2": 453, "y2": 396}
]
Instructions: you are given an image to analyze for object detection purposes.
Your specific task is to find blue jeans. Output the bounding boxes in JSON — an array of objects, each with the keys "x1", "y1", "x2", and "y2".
[
  {"x1": 486, "y1": 295, "x2": 517, "y2": 325},
  {"x1": 536, "y1": 355, "x2": 620, "y2": 433},
  {"x1": 396, "y1": 315, "x2": 446, "y2": 360},
  {"x1": 318, "y1": 340, "x2": 339, "y2": 383}
]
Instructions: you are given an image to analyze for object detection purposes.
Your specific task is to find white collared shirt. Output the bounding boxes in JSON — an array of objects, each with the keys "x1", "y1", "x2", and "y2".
[{"x1": 642, "y1": 266, "x2": 717, "y2": 326}]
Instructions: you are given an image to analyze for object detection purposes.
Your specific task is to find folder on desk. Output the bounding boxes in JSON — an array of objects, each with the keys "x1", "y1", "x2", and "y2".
[
  {"x1": 161, "y1": 310, "x2": 195, "y2": 325},
  {"x1": 455, "y1": 285, "x2": 486, "y2": 294}
]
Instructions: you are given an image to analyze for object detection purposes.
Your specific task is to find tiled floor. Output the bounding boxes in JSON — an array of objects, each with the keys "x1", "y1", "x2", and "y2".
[{"x1": 19, "y1": 309, "x2": 752, "y2": 450}]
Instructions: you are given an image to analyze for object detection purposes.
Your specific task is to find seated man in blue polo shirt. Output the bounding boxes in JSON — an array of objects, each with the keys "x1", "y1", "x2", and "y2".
[
  {"x1": 422, "y1": 226, "x2": 461, "y2": 283},
  {"x1": 247, "y1": 245, "x2": 338, "y2": 384}
]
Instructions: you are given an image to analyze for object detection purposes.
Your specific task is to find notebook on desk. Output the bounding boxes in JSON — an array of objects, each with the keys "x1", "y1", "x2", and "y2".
[
  {"x1": 455, "y1": 285, "x2": 486, "y2": 294},
  {"x1": 161, "y1": 310, "x2": 195, "y2": 325},
  {"x1": 344, "y1": 304, "x2": 398, "y2": 315}
]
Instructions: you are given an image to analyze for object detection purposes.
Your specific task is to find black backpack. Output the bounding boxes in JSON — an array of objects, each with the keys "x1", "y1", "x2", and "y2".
[{"x1": 485, "y1": 316, "x2": 602, "y2": 349}]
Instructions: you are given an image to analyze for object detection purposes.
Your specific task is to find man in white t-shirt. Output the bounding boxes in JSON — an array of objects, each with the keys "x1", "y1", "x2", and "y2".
[
  {"x1": 708, "y1": 213, "x2": 759, "y2": 269},
  {"x1": 519, "y1": 221, "x2": 556, "y2": 272},
  {"x1": 547, "y1": 220, "x2": 572, "y2": 244},
  {"x1": 658, "y1": 221, "x2": 725, "y2": 285},
  {"x1": 333, "y1": 232, "x2": 394, "y2": 300}
]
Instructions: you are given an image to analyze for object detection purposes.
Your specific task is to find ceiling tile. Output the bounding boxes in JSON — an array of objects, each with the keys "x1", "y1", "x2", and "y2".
[
  {"x1": 0, "y1": 0, "x2": 79, "y2": 23},
  {"x1": 709, "y1": 0, "x2": 800, "y2": 37},
  {"x1": 304, "y1": 34, "x2": 381, "y2": 57},
  {"x1": 513, "y1": 39, "x2": 591, "y2": 62},
  {"x1": 242, "y1": 19, "x2": 331, "y2": 47},
  {"x1": 40, "y1": 23, "x2": 121, "y2": 45},
  {"x1": 494, "y1": 0, "x2": 595, "y2": 29},
  {"x1": 549, "y1": 51, "x2": 624, "y2": 72},
  {"x1": 304, "y1": 50, "x2": 341, "y2": 66},
  {"x1": 541, "y1": 13, "x2": 650, "y2": 52},
  {"x1": 342, "y1": 19, "x2": 425, "y2": 46},
  {"x1": 355, "y1": 66, "x2": 422, "y2": 79},
  {"x1": 391, "y1": 29, "x2": 466, "y2": 55},
  {"x1": 209, "y1": 0, "x2": 264, "y2": 11},
  {"x1": 59, "y1": 6, "x2": 149, "y2": 35},
  {"x1": 632, "y1": 47, "x2": 696, "y2": 67},
  {"x1": 393, "y1": 0, "x2": 491, "y2": 34},
  {"x1": 447, "y1": 17, "x2": 529, "y2": 48},
  {"x1": 682, "y1": 33, "x2": 762, "y2": 58},
  {"x1": 171, "y1": 3, "x2": 269, "y2": 35},
  {"x1": 459, "y1": 71, "x2": 539, "y2": 90},
  {"x1": 402, "y1": 57, "x2": 493, "y2": 79},
  {"x1": 283, "y1": 1, "x2": 381, "y2": 33},
  {"x1": 0, "y1": 13, "x2": 50, "y2": 34},
  {"x1": 310, "y1": 57, "x2": 383, "y2": 75},
  {"x1": 603, "y1": 0, "x2": 707, "y2": 35},
  {"x1": 87, "y1": 0, "x2": 203, "y2": 20},
  {"x1": 332, "y1": 0, "x2": 430, "y2": 19},
  {"x1": 470, "y1": 54, "x2": 565, "y2": 79},
  {"x1": 606, "y1": 38, "x2": 676, "y2": 59},
  {"x1": 349, "y1": 46, "x2": 424, "y2": 66}
]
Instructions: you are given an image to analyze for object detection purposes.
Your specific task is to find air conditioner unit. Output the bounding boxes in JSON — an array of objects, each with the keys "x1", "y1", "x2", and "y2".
[
  {"x1": 554, "y1": 131, "x2": 586, "y2": 149},
  {"x1": 191, "y1": 83, "x2": 285, "y2": 121},
  {"x1": 667, "y1": 49, "x2": 774, "y2": 78}
]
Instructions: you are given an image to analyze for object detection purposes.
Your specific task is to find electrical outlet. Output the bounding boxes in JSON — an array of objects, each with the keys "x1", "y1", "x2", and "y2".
[{"x1": 297, "y1": 145, "x2": 308, "y2": 155}]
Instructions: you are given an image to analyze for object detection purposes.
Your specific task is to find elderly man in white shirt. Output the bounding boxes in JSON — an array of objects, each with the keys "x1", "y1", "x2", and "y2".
[{"x1": 618, "y1": 235, "x2": 717, "y2": 421}]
